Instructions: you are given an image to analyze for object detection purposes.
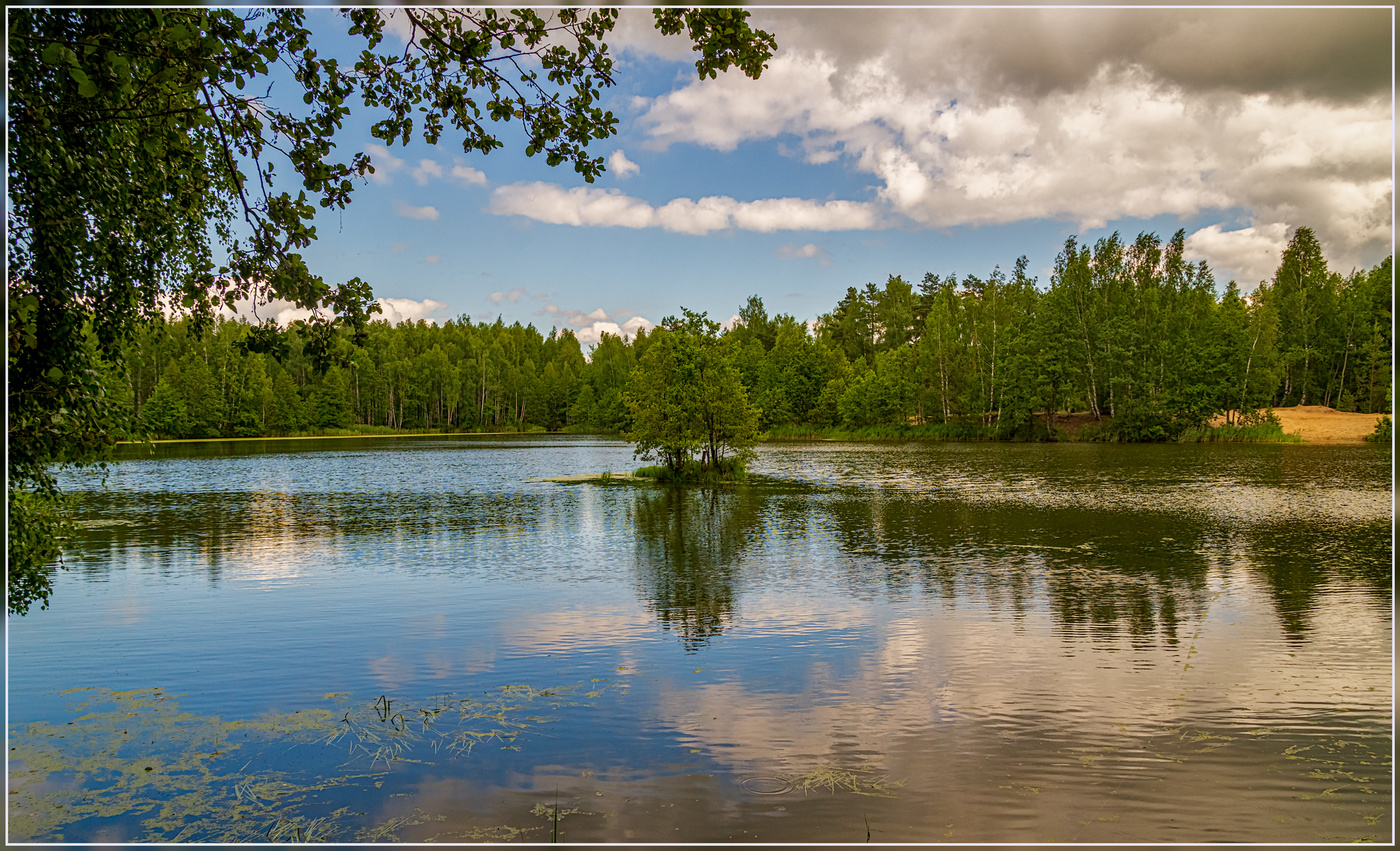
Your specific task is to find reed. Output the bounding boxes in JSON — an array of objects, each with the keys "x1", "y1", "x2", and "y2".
[{"x1": 1177, "y1": 423, "x2": 1303, "y2": 443}]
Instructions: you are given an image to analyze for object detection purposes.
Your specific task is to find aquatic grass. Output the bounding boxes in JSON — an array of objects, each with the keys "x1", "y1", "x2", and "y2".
[
  {"x1": 632, "y1": 457, "x2": 748, "y2": 484},
  {"x1": 1177, "y1": 422, "x2": 1303, "y2": 443},
  {"x1": 10, "y1": 682, "x2": 612, "y2": 843},
  {"x1": 781, "y1": 764, "x2": 906, "y2": 798}
]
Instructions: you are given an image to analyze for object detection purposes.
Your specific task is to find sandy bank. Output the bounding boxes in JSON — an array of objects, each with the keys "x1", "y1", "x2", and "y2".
[{"x1": 1264, "y1": 405, "x2": 1388, "y2": 444}]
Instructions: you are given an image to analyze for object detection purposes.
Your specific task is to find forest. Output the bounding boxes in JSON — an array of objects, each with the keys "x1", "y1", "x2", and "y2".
[{"x1": 109, "y1": 227, "x2": 1391, "y2": 445}]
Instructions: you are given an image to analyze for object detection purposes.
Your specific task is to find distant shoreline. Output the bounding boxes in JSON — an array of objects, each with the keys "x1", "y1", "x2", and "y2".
[
  {"x1": 114, "y1": 405, "x2": 1387, "y2": 449},
  {"x1": 117, "y1": 430, "x2": 541, "y2": 445}
]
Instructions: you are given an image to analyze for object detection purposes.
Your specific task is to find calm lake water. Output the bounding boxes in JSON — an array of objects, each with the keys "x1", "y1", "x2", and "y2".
[{"x1": 8, "y1": 436, "x2": 1393, "y2": 843}]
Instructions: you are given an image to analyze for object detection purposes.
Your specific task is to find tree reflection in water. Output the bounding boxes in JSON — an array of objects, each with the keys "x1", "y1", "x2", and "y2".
[{"x1": 631, "y1": 486, "x2": 765, "y2": 650}]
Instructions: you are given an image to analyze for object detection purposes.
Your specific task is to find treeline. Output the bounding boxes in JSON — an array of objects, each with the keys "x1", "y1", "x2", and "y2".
[{"x1": 110, "y1": 227, "x2": 1391, "y2": 442}]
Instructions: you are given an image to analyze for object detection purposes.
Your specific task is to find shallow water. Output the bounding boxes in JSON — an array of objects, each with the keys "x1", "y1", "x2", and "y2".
[{"x1": 7, "y1": 436, "x2": 1392, "y2": 842}]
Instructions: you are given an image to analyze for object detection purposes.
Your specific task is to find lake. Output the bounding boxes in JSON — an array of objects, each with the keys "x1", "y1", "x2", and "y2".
[{"x1": 7, "y1": 435, "x2": 1392, "y2": 843}]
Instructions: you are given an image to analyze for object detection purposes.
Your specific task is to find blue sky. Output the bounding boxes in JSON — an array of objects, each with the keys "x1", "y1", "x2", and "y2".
[{"x1": 263, "y1": 7, "x2": 1392, "y2": 344}]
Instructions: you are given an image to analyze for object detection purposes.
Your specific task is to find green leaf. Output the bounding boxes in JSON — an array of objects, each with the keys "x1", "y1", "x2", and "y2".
[
  {"x1": 45, "y1": 367, "x2": 64, "y2": 382},
  {"x1": 68, "y1": 67, "x2": 97, "y2": 98},
  {"x1": 41, "y1": 43, "x2": 65, "y2": 65}
]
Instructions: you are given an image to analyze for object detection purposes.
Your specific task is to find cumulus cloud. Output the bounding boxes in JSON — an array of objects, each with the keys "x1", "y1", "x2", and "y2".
[
  {"x1": 778, "y1": 242, "x2": 833, "y2": 265},
  {"x1": 451, "y1": 161, "x2": 488, "y2": 186},
  {"x1": 216, "y1": 295, "x2": 448, "y2": 327},
  {"x1": 609, "y1": 149, "x2": 641, "y2": 178},
  {"x1": 490, "y1": 182, "x2": 882, "y2": 234},
  {"x1": 1184, "y1": 223, "x2": 1290, "y2": 289},
  {"x1": 218, "y1": 297, "x2": 314, "y2": 328},
  {"x1": 537, "y1": 302, "x2": 655, "y2": 346},
  {"x1": 394, "y1": 200, "x2": 440, "y2": 221},
  {"x1": 627, "y1": 7, "x2": 1391, "y2": 273},
  {"x1": 375, "y1": 297, "x2": 450, "y2": 326},
  {"x1": 412, "y1": 159, "x2": 444, "y2": 185},
  {"x1": 363, "y1": 143, "x2": 406, "y2": 184}
]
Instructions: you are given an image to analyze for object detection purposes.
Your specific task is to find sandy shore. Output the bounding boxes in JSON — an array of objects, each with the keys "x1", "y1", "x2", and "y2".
[{"x1": 1266, "y1": 405, "x2": 1388, "y2": 443}]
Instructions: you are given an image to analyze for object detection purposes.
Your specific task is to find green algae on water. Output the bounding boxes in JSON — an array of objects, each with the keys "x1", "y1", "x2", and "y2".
[{"x1": 8, "y1": 682, "x2": 613, "y2": 843}]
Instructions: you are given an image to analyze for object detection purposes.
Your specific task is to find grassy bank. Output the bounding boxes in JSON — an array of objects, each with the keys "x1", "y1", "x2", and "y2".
[
  {"x1": 1177, "y1": 422, "x2": 1303, "y2": 443},
  {"x1": 122, "y1": 424, "x2": 548, "y2": 444},
  {"x1": 765, "y1": 417, "x2": 1307, "y2": 444},
  {"x1": 765, "y1": 423, "x2": 1000, "y2": 442},
  {"x1": 633, "y1": 457, "x2": 748, "y2": 484}
]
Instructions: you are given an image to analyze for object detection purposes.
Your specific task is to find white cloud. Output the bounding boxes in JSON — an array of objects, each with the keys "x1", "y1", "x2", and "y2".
[
  {"x1": 1184, "y1": 223, "x2": 1289, "y2": 289},
  {"x1": 394, "y1": 200, "x2": 440, "y2": 221},
  {"x1": 375, "y1": 297, "x2": 450, "y2": 326},
  {"x1": 619, "y1": 316, "x2": 655, "y2": 337},
  {"x1": 450, "y1": 161, "x2": 488, "y2": 186},
  {"x1": 488, "y1": 288, "x2": 528, "y2": 304},
  {"x1": 424, "y1": 254, "x2": 441, "y2": 264},
  {"x1": 390, "y1": 241, "x2": 411, "y2": 254},
  {"x1": 490, "y1": 182, "x2": 882, "y2": 234},
  {"x1": 215, "y1": 295, "x2": 447, "y2": 328},
  {"x1": 608, "y1": 149, "x2": 641, "y2": 178},
  {"x1": 412, "y1": 158, "x2": 444, "y2": 185},
  {"x1": 778, "y1": 242, "x2": 833, "y2": 266},
  {"x1": 491, "y1": 183, "x2": 656, "y2": 229},
  {"x1": 214, "y1": 296, "x2": 312, "y2": 327},
  {"x1": 377, "y1": 9, "x2": 416, "y2": 44},
  {"x1": 534, "y1": 303, "x2": 656, "y2": 346},
  {"x1": 363, "y1": 143, "x2": 406, "y2": 184},
  {"x1": 573, "y1": 315, "x2": 656, "y2": 346},
  {"x1": 631, "y1": 10, "x2": 1392, "y2": 273}
]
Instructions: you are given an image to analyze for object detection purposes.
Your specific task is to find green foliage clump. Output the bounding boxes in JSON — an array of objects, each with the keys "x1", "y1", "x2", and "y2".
[
  {"x1": 633, "y1": 457, "x2": 747, "y2": 485},
  {"x1": 626, "y1": 309, "x2": 761, "y2": 479},
  {"x1": 7, "y1": 6, "x2": 776, "y2": 612},
  {"x1": 1363, "y1": 415, "x2": 1392, "y2": 443},
  {"x1": 1177, "y1": 423, "x2": 1302, "y2": 444}
]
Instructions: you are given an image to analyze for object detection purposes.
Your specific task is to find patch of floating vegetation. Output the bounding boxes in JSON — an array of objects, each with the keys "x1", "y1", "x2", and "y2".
[
  {"x1": 780, "y1": 763, "x2": 906, "y2": 798},
  {"x1": 8, "y1": 681, "x2": 613, "y2": 843},
  {"x1": 527, "y1": 472, "x2": 647, "y2": 484}
]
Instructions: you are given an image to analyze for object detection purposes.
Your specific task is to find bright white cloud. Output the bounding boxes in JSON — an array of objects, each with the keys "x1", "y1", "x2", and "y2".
[
  {"x1": 608, "y1": 149, "x2": 641, "y2": 178},
  {"x1": 363, "y1": 143, "x2": 406, "y2": 184},
  {"x1": 572, "y1": 315, "x2": 656, "y2": 347},
  {"x1": 451, "y1": 161, "x2": 488, "y2": 186},
  {"x1": 375, "y1": 297, "x2": 450, "y2": 326},
  {"x1": 215, "y1": 295, "x2": 447, "y2": 328},
  {"x1": 536, "y1": 302, "x2": 655, "y2": 346},
  {"x1": 619, "y1": 316, "x2": 655, "y2": 337},
  {"x1": 394, "y1": 200, "x2": 440, "y2": 221},
  {"x1": 214, "y1": 296, "x2": 312, "y2": 327},
  {"x1": 1184, "y1": 223, "x2": 1290, "y2": 289},
  {"x1": 490, "y1": 182, "x2": 882, "y2": 234}
]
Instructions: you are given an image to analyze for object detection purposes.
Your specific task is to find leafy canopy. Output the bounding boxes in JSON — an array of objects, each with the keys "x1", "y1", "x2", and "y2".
[{"x1": 6, "y1": 7, "x2": 776, "y2": 613}]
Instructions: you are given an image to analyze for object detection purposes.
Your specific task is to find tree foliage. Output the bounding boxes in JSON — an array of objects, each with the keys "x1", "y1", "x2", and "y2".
[
  {"x1": 626, "y1": 309, "x2": 760, "y2": 479},
  {"x1": 118, "y1": 236, "x2": 1388, "y2": 454},
  {"x1": 6, "y1": 7, "x2": 776, "y2": 614}
]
